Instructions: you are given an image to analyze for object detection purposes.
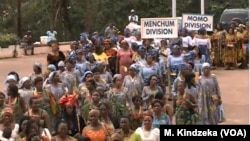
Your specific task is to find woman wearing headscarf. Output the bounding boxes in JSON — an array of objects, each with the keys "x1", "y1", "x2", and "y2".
[
  {"x1": 61, "y1": 59, "x2": 80, "y2": 95},
  {"x1": 135, "y1": 45, "x2": 147, "y2": 68},
  {"x1": 4, "y1": 74, "x2": 18, "y2": 99},
  {"x1": 141, "y1": 75, "x2": 163, "y2": 111},
  {"x1": 75, "y1": 49, "x2": 89, "y2": 77},
  {"x1": 97, "y1": 62, "x2": 113, "y2": 87},
  {"x1": 224, "y1": 27, "x2": 238, "y2": 70},
  {"x1": 44, "y1": 71, "x2": 65, "y2": 132},
  {"x1": 0, "y1": 107, "x2": 19, "y2": 140},
  {"x1": 116, "y1": 40, "x2": 133, "y2": 78},
  {"x1": 6, "y1": 85, "x2": 26, "y2": 123},
  {"x1": 193, "y1": 28, "x2": 212, "y2": 64},
  {"x1": 123, "y1": 64, "x2": 144, "y2": 102},
  {"x1": 103, "y1": 38, "x2": 117, "y2": 75},
  {"x1": 167, "y1": 45, "x2": 184, "y2": 92},
  {"x1": 106, "y1": 74, "x2": 129, "y2": 118},
  {"x1": 57, "y1": 60, "x2": 66, "y2": 80},
  {"x1": 211, "y1": 23, "x2": 226, "y2": 67},
  {"x1": 59, "y1": 94, "x2": 85, "y2": 137},
  {"x1": 86, "y1": 53, "x2": 98, "y2": 70},
  {"x1": 131, "y1": 31, "x2": 143, "y2": 46},
  {"x1": 30, "y1": 62, "x2": 43, "y2": 87},
  {"x1": 140, "y1": 53, "x2": 161, "y2": 86},
  {"x1": 18, "y1": 77, "x2": 33, "y2": 107},
  {"x1": 198, "y1": 63, "x2": 223, "y2": 124},
  {"x1": 78, "y1": 71, "x2": 93, "y2": 93}
]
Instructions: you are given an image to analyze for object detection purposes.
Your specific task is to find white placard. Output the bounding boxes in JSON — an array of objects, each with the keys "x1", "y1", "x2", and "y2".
[
  {"x1": 140, "y1": 18, "x2": 178, "y2": 38},
  {"x1": 182, "y1": 14, "x2": 214, "y2": 31}
]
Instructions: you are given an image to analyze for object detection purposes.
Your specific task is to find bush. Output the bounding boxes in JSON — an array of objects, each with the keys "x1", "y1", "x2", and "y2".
[{"x1": 0, "y1": 33, "x2": 17, "y2": 48}]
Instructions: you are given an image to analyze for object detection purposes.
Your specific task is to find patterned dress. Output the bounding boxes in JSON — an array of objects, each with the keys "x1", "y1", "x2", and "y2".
[{"x1": 198, "y1": 74, "x2": 221, "y2": 125}]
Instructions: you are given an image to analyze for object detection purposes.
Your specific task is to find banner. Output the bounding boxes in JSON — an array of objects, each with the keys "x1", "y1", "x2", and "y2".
[
  {"x1": 182, "y1": 14, "x2": 214, "y2": 31},
  {"x1": 160, "y1": 125, "x2": 250, "y2": 140},
  {"x1": 140, "y1": 18, "x2": 178, "y2": 39}
]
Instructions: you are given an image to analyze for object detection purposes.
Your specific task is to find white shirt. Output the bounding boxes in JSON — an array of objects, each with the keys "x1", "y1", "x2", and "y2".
[
  {"x1": 128, "y1": 15, "x2": 139, "y2": 23},
  {"x1": 181, "y1": 36, "x2": 193, "y2": 48},
  {"x1": 193, "y1": 37, "x2": 212, "y2": 49},
  {"x1": 135, "y1": 127, "x2": 160, "y2": 141}
]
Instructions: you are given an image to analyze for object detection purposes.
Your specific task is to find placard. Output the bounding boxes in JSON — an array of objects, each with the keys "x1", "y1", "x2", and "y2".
[
  {"x1": 141, "y1": 18, "x2": 178, "y2": 38},
  {"x1": 182, "y1": 14, "x2": 214, "y2": 31}
]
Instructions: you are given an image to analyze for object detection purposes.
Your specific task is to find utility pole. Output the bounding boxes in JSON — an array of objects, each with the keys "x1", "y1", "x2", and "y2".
[
  {"x1": 172, "y1": 0, "x2": 176, "y2": 17},
  {"x1": 201, "y1": 0, "x2": 205, "y2": 14},
  {"x1": 17, "y1": 0, "x2": 21, "y2": 38}
]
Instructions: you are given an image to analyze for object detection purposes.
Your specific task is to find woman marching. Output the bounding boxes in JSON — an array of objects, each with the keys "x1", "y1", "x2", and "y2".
[{"x1": 198, "y1": 63, "x2": 224, "y2": 124}]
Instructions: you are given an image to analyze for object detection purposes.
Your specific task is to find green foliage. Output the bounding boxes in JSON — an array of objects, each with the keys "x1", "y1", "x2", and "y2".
[
  {"x1": 0, "y1": 33, "x2": 17, "y2": 48},
  {"x1": 0, "y1": 0, "x2": 248, "y2": 41}
]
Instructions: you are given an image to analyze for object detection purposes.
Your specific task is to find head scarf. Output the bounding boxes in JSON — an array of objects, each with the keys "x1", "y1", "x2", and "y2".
[
  {"x1": 58, "y1": 61, "x2": 65, "y2": 67},
  {"x1": 202, "y1": 62, "x2": 210, "y2": 69},
  {"x1": 48, "y1": 71, "x2": 57, "y2": 82},
  {"x1": 113, "y1": 74, "x2": 122, "y2": 82},
  {"x1": 47, "y1": 64, "x2": 56, "y2": 71},
  {"x1": 137, "y1": 45, "x2": 146, "y2": 52},
  {"x1": 5, "y1": 75, "x2": 17, "y2": 84},
  {"x1": 34, "y1": 62, "x2": 42, "y2": 69},
  {"x1": 59, "y1": 94, "x2": 76, "y2": 107},
  {"x1": 80, "y1": 71, "x2": 93, "y2": 82},
  {"x1": 129, "y1": 64, "x2": 140, "y2": 72},
  {"x1": 19, "y1": 77, "x2": 30, "y2": 88}
]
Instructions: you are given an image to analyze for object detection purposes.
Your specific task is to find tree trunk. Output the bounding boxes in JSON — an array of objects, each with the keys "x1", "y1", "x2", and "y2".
[
  {"x1": 17, "y1": 0, "x2": 21, "y2": 38},
  {"x1": 51, "y1": 0, "x2": 56, "y2": 28}
]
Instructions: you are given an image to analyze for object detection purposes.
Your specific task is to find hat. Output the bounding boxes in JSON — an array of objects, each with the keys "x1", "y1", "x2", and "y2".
[
  {"x1": 58, "y1": 61, "x2": 65, "y2": 67},
  {"x1": 5, "y1": 75, "x2": 17, "y2": 84},
  {"x1": 47, "y1": 64, "x2": 56, "y2": 71},
  {"x1": 131, "y1": 9, "x2": 135, "y2": 13},
  {"x1": 19, "y1": 77, "x2": 30, "y2": 88}
]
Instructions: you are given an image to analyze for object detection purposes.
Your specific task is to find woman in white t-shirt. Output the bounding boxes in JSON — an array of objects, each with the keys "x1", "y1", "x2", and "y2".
[
  {"x1": 46, "y1": 28, "x2": 57, "y2": 42},
  {"x1": 135, "y1": 115, "x2": 160, "y2": 141}
]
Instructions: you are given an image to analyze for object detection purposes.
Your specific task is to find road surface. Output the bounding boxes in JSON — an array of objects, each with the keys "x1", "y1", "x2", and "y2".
[{"x1": 0, "y1": 52, "x2": 248, "y2": 124}]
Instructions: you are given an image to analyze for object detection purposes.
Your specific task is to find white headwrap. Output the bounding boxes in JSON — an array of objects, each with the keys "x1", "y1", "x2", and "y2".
[
  {"x1": 34, "y1": 62, "x2": 42, "y2": 69},
  {"x1": 202, "y1": 62, "x2": 211, "y2": 69},
  {"x1": 48, "y1": 71, "x2": 57, "y2": 82},
  {"x1": 58, "y1": 61, "x2": 65, "y2": 67},
  {"x1": 19, "y1": 77, "x2": 30, "y2": 88},
  {"x1": 5, "y1": 75, "x2": 17, "y2": 84}
]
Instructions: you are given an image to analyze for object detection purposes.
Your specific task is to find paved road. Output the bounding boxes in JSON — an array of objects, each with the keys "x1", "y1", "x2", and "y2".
[{"x1": 0, "y1": 54, "x2": 248, "y2": 124}]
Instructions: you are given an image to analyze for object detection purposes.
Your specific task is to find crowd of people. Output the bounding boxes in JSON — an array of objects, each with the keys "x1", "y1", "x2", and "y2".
[{"x1": 0, "y1": 18, "x2": 249, "y2": 141}]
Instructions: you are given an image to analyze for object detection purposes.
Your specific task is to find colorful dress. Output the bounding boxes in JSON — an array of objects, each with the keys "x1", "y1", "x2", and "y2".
[
  {"x1": 175, "y1": 93, "x2": 200, "y2": 125},
  {"x1": 82, "y1": 126, "x2": 106, "y2": 141},
  {"x1": 224, "y1": 33, "x2": 237, "y2": 64},
  {"x1": 129, "y1": 107, "x2": 143, "y2": 130}
]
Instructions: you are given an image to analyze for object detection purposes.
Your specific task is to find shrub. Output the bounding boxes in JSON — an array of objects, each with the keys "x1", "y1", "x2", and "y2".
[{"x1": 0, "y1": 33, "x2": 17, "y2": 48}]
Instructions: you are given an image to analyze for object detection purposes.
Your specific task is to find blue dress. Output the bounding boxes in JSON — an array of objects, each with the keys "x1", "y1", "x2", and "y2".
[{"x1": 167, "y1": 55, "x2": 184, "y2": 85}]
